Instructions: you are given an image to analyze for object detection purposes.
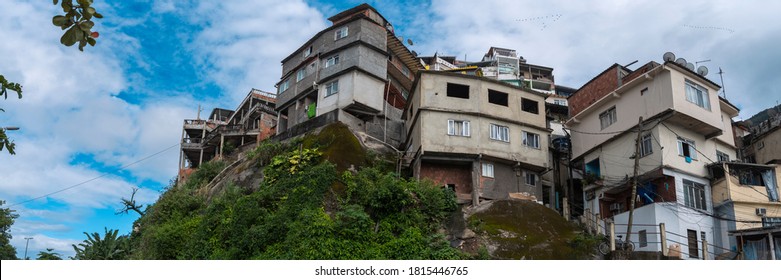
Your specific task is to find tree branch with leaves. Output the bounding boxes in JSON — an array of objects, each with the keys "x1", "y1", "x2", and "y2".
[{"x1": 52, "y1": 0, "x2": 103, "y2": 51}]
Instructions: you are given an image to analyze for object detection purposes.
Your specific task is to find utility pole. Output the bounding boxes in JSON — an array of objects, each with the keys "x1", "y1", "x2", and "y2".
[
  {"x1": 625, "y1": 117, "x2": 643, "y2": 248},
  {"x1": 23, "y1": 237, "x2": 33, "y2": 260}
]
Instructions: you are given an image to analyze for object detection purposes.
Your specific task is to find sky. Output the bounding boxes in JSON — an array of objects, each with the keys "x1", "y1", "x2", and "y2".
[{"x1": 1, "y1": 0, "x2": 780, "y2": 259}]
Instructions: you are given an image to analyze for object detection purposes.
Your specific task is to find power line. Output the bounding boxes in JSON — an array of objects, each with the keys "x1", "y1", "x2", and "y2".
[{"x1": 8, "y1": 142, "x2": 181, "y2": 207}]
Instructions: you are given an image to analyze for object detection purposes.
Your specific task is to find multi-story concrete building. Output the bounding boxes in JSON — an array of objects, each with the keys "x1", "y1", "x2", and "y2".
[
  {"x1": 404, "y1": 71, "x2": 550, "y2": 205},
  {"x1": 567, "y1": 59, "x2": 741, "y2": 259},
  {"x1": 709, "y1": 161, "x2": 780, "y2": 256},
  {"x1": 274, "y1": 3, "x2": 420, "y2": 147},
  {"x1": 742, "y1": 115, "x2": 781, "y2": 165},
  {"x1": 178, "y1": 89, "x2": 277, "y2": 182}
]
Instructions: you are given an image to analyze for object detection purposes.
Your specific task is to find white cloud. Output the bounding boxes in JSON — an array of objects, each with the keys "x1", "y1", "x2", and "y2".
[{"x1": 186, "y1": 0, "x2": 328, "y2": 104}]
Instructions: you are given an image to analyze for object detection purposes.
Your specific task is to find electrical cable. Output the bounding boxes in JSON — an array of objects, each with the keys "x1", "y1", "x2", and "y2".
[{"x1": 8, "y1": 142, "x2": 181, "y2": 207}]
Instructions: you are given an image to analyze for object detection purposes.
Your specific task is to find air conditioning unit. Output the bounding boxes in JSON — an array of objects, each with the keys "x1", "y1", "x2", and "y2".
[
  {"x1": 756, "y1": 208, "x2": 767, "y2": 216},
  {"x1": 598, "y1": 193, "x2": 605, "y2": 199},
  {"x1": 610, "y1": 203, "x2": 622, "y2": 211}
]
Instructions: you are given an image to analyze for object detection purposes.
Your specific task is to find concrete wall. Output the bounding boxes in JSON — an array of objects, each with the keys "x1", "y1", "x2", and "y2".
[
  {"x1": 667, "y1": 69, "x2": 722, "y2": 131},
  {"x1": 658, "y1": 122, "x2": 722, "y2": 178},
  {"x1": 612, "y1": 202, "x2": 716, "y2": 260},
  {"x1": 752, "y1": 128, "x2": 781, "y2": 164},
  {"x1": 570, "y1": 71, "x2": 674, "y2": 158},
  {"x1": 581, "y1": 126, "x2": 663, "y2": 182},
  {"x1": 407, "y1": 72, "x2": 549, "y2": 169}
]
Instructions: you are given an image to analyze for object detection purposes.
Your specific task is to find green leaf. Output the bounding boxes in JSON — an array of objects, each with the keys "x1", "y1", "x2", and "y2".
[
  {"x1": 78, "y1": 39, "x2": 87, "y2": 51},
  {"x1": 60, "y1": 26, "x2": 79, "y2": 46},
  {"x1": 53, "y1": 0, "x2": 59, "y2": 5},
  {"x1": 86, "y1": 7, "x2": 96, "y2": 15},
  {"x1": 87, "y1": 37, "x2": 96, "y2": 46},
  {"x1": 94, "y1": 12, "x2": 103, "y2": 19},
  {"x1": 78, "y1": 21, "x2": 94, "y2": 31},
  {"x1": 52, "y1": 15, "x2": 67, "y2": 26},
  {"x1": 61, "y1": 1, "x2": 71, "y2": 13}
]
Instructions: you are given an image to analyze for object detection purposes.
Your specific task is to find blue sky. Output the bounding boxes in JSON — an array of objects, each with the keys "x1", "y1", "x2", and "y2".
[{"x1": 1, "y1": 0, "x2": 780, "y2": 259}]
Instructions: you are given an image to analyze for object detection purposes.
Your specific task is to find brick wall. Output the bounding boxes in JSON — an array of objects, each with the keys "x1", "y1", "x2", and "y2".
[
  {"x1": 420, "y1": 163, "x2": 473, "y2": 196},
  {"x1": 569, "y1": 66, "x2": 620, "y2": 117}
]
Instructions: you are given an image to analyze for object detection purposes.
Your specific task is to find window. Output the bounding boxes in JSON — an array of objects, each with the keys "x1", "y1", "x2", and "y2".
[
  {"x1": 482, "y1": 163, "x2": 494, "y2": 178},
  {"x1": 716, "y1": 150, "x2": 730, "y2": 162},
  {"x1": 325, "y1": 80, "x2": 339, "y2": 97},
  {"x1": 553, "y1": 99, "x2": 567, "y2": 106},
  {"x1": 447, "y1": 120, "x2": 470, "y2": 137},
  {"x1": 762, "y1": 217, "x2": 781, "y2": 227},
  {"x1": 324, "y1": 55, "x2": 339, "y2": 68},
  {"x1": 303, "y1": 46, "x2": 312, "y2": 57},
  {"x1": 685, "y1": 80, "x2": 710, "y2": 110},
  {"x1": 488, "y1": 89, "x2": 508, "y2": 106},
  {"x1": 585, "y1": 158, "x2": 600, "y2": 178},
  {"x1": 521, "y1": 98, "x2": 539, "y2": 114},
  {"x1": 687, "y1": 229, "x2": 699, "y2": 259},
  {"x1": 278, "y1": 79, "x2": 290, "y2": 94},
  {"x1": 599, "y1": 106, "x2": 617, "y2": 129},
  {"x1": 639, "y1": 230, "x2": 648, "y2": 248},
  {"x1": 639, "y1": 134, "x2": 653, "y2": 157},
  {"x1": 522, "y1": 131, "x2": 540, "y2": 149},
  {"x1": 677, "y1": 137, "x2": 698, "y2": 160},
  {"x1": 525, "y1": 172, "x2": 537, "y2": 186},
  {"x1": 489, "y1": 124, "x2": 510, "y2": 142},
  {"x1": 640, "y1": 87, "x2": 648, "y2": 96},
  {"x1": 683, "y1": 179, "x2": 706, "y2": 211},
  {"x1": 334, "y1": 26, "x2": 348, "y2": 40},
  {"x1": 296, "y1": 68, "x2": 306, "y2": 82},
  {"x1": 447, "y1": 83, "x2": 469, "y2": 99}
]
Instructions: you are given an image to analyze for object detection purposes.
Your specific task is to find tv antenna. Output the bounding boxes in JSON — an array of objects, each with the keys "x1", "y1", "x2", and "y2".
[{"x1": 718, "y1": 67, "x2": 726, "y2": 98}]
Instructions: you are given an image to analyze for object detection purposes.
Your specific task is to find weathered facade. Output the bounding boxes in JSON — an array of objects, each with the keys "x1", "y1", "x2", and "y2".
[
  {"x1": 567, "y1": 59, "x2": 741, "y2": 259},
  {"x1": 405, "y1": 71, "x2": 550, "y2": 204},
  {"x1": 178, "y1": 89, "x2": 277, "y2": 182},
  {"x1": 274, "y1": 3, "x2": 421, "y2": 148}
]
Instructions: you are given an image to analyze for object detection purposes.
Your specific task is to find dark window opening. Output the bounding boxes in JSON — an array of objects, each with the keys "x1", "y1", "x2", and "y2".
[
  {"x1": 521, "y1": 98, "x2": 539, "y2": 114},
  {"x1": 585, "y1": 158, "x2": 600, "y2": 178},
  {"x1": 447, "y1": 83, "x2": 469, "y2": 99},
  {"x1": 488, "y1": 89, "x2": 508, "y2": 106},
  {"x1": 639, "y1": 230, "x2": 648, "y2": 247},
  {"x1": 445, "y1": 184, "x2": 455, "y2": 192},
  {"x1": 687, "y1": 229, "x2": 699, "y2": 259}
]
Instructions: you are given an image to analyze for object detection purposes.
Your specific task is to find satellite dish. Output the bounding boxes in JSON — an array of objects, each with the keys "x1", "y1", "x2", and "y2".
[
  {"x1": 675, "y1": 58, "x2": 687, "y2": 65},
  {"x1": 686, "y1": 62, "x2": 695, "y2": 71},
  {"x1": 411, "y1": 50, "x2": 418, "y2": 57},
  {"x1": 407, "y1": 38, "x2": 414, "y2": 46},
  {"x1": 697, "y1": 66, "x2": 709, "y2": 76},
  {"x1": 663, "y1": 52, "x2": 676, "y2": 62}
]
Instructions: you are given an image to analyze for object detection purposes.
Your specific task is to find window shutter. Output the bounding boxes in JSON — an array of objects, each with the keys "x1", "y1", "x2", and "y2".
[
  {"x1": 447, "y1": 120, "x2": 455, "y2": 135},
  {"x1": 464, "y1": 121, "x2": 470, "y2": 136}
]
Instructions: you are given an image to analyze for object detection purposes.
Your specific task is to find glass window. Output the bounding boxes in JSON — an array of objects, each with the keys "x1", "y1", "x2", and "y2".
[
  {"x1": 525, "y1": 172, "x2": 537, "y2": 186},
  {"x1": 677, "y1": 137, "x2": 698, "y2": 160},
  {"x1": 482, "y1": 163, "x2": 494, "y2": 178},
  {"x1": 489, "y1": 124, "x2": 510, "y2": 142},
  {"x1": 296, "y1": 68, "x2": 306, "y2": 82},
  {"x1": 685, "y1": 80, "x2": 711, "y2": 110},
  {"x1": 683, "y1": 179, "x2": 706, "y2": 211},
  {"x1": 522, "y1": 131, "x2": 540, "y2": 149},
  {"x1": 325, "y1": 55, "x2": 339, "y2": 68},
  {"x1": 640, "y1": 134, "x2": 653, "y2": 157},
  {"x1": 716, "y1": 150, "x2": 730, "y2": 162},
  {"x1": 335, "y1": 26, "x2": 348, "y2": 40},
  {"x1": 447, "y1": 120, "x2": 470, "y2": 137},
  {"x1": 278, "y1": 79, "x2": 290, "y2": 94},
  {"x1": 325, "y1": 80, "x2": 339, "y2": 97},
  {"x1": 599, "y1": 106, "x2": 617, "y2": 129}
]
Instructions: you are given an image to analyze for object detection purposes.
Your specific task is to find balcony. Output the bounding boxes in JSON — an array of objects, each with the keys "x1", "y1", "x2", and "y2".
[
  {"x1": 183, "y1": 119, "x2": 206, "y2": 130},
  {"x1": 182, "y1": 138, "x2": 203, "y2": 150}
]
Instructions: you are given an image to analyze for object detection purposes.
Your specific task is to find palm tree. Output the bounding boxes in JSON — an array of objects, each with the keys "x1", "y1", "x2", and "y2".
[
  {"x1": 37, "y1": 248, "x2": 62, "y2": 260},
  {"x1": 71, "y1": 228, "x2": 130, "y2": 260}
]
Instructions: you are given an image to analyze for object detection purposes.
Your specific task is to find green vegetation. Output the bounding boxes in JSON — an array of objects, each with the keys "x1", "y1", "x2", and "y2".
[
  {"x1": 129, "y1": 125, "x2": 463, "y2": 259},
  {"x1": 37, "y1": 248, "x2": 62, "y2": 260},
  {"x1": 0, "y1": 200, "x2": 19, "y2": 259},
  {"x1": 71, "y1": 228, "x2": 130, "y2": 260},
  {"x1": 52, "y1": 0, "x2": 103, "y2": 51}
]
